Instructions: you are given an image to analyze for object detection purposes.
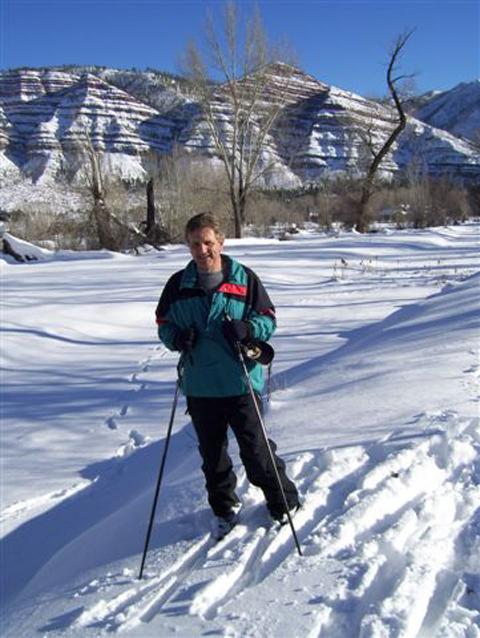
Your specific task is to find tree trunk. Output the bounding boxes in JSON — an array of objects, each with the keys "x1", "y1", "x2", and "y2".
[
  {"x1": 355, "y1": 178, "x2": 375, "y2": 233},
  {"x1": 238, "y1": 188, "x2": 247, "y2": 232},
  {"x1": 92, "y1": 201, "x2": 117, "y2": 250},
  {"x1": 145, "y1": 178, "x2": 156, "y2": 235},
  {"x1": 86, "y1": 140, "x2": 117, "y2": 249},
  {"x1": 229, "y1": 180, "x2": 243, "y2": 238},
  {"x1": 233, "y1": 205, "x2": 242, "y2": 238}
]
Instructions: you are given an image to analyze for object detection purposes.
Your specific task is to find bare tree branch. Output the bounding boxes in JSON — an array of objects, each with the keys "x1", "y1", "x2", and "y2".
[{"x1": 355, "y1": 29, "x2": 415, "y2": 232}]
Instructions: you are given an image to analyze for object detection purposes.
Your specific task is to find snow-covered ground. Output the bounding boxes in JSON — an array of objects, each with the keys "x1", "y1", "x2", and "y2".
[{"x1": 1, "y1": 223, "x2": 479, "y2": 637}]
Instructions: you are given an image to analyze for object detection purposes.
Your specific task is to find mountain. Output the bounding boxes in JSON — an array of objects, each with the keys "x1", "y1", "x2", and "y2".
[
  {"x1": 407, "y1": 81, "x2": 480, "y2": 143},
  {"x1": 0, "y1": 70, "x2": 180, "y2": 181},
  {"x1": 0, "y1": 65, "x2": 479, "y2": 213}
]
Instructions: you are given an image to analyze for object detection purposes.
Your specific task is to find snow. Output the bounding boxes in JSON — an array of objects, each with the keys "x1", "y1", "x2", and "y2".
[
  {"x1": 1, "y1": 223, "x2": 479, "y2": 637},
  {"x1": 2, "y1": 232, "x2": 54, "y2": 261},
  {"x1": 0, "y1": 178, "x2": 87, "y2": 214},
  {"x1": 413, "y1": 81, "x2": 480, "y2": 143}
]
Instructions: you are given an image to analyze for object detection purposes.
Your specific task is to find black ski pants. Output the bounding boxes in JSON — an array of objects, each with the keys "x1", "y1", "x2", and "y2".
[{"x1": 186, "y1": 393, "x2": 299, "y2": 519}]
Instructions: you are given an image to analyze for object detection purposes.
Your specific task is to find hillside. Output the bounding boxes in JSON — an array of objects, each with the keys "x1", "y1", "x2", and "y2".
[
  {"x1": 1, "y1": 223, "x2": 479, "y2": 637},
  {"x1": 408, "y1": 81, "x2": 480, "y2": 143},
  {"x1": 0, "y1": 65, "x2": 479, "y2": 214}
]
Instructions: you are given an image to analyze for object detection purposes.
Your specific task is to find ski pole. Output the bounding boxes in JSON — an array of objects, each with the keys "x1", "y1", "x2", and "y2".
[
  {"x1": 138, "y1": 372, "x2": 181, "y2": 580},
  {"x1": 227, "y1": 324, "x2": 302, "y2": 557}
]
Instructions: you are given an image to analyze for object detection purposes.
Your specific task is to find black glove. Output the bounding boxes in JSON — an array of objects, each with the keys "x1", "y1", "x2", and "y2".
[
  {"x1": 222, "y1": 319, "x2": 251, "y2": 345},
  {"x1": 174, "y1": 327, "x2": 197, "y2": 352}
]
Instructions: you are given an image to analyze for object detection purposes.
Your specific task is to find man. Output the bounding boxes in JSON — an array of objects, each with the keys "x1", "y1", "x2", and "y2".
[{"x1": 155, "y1": 212, "x2": 299, "y2": 538}]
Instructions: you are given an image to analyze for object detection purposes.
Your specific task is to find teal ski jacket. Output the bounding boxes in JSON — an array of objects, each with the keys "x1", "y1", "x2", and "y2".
[{"x1": 155, "y1": 254, "x2": 276, "y2": 397}]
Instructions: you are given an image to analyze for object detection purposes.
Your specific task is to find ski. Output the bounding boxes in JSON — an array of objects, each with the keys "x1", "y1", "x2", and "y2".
[
  {"x1": 213, "y1": 520, "x2": 238, "y2": 542},
  {"x1": 212, "y1": 503, "x2": 243, "y2": 542}
]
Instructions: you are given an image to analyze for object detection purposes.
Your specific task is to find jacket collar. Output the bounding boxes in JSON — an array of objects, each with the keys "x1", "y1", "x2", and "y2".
[{"x1": 181, "y1": 254, "x2": 233, "y2": 289}]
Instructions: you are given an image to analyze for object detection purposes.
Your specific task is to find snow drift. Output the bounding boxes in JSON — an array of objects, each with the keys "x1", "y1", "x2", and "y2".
[{"x1": 1, "y1": 224, "x2": 479, "y2": 637}]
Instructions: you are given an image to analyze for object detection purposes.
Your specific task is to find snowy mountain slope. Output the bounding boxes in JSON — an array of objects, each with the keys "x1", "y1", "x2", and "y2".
[
  {"x1": 410, "y1": 81, "x2": 480, "y2": 144},
  {"x1": 0, "y1": 66, "x2": 479, "y2": 213},
  {"x1": 1, "y1": 224, "x2": 479, "y2": 637},
  {"x1": 1, "y1": 72, "x2": 179, "y2": 183}
]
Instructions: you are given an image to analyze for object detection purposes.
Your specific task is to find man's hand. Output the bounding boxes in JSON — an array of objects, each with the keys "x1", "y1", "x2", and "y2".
[
  {"x1": 222, "y1": 319, "x2": 251, "y2": 345},
  {"x1": 174, "y1": 327, "x2": 197, "y2": 352}
]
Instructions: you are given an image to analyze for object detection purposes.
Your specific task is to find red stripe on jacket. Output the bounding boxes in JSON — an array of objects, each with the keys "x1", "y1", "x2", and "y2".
[
  {"x1": 261, "y1": 308, "x2": 276, "y2": 320},
  {"x1": 217, "y1": 283, "x2": 247, "y2": 296},
  {"x1": 156, "y1": 316, "x2": 169, "y2": 325}
]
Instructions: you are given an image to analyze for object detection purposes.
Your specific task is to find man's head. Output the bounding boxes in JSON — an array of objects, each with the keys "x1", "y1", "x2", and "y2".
[{"x1": 185, "y1": 212, "x2": 225, "y2": 273}]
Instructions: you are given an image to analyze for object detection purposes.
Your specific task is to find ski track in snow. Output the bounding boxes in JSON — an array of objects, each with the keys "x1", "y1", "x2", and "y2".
[
  {"x1": 3, "y1": 226, "x2": 480, "y2": 637},
  {"x1": 73, "y1": 534, "x2": 215, "y2": 632},
  {"x1": 69, "y1": 449, "x2": 363, "y2": 632},
  {"x1": 304, "y1": 414, "x2": 480, "y2": 638},
  {"x1": 62, "y1": 411, "x2": 479, "y2": 637}
]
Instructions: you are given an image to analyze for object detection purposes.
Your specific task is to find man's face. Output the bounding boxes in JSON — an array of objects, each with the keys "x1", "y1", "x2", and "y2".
[{"x1": 187, "y1": 227, "x2": 224, "y2": 272}]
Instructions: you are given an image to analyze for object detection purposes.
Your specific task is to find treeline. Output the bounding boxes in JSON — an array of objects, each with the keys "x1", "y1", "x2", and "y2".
[{"x1": 6, "y1": 154, "x2": 478, "y2": 252}]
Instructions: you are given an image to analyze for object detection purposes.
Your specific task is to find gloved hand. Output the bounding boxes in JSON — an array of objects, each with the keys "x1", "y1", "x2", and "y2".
[
  {"x1": 222, "y1": 319, "x2": 251, "y2": 345},
  {"x1": 174, "y1": 327, "x2": 197, "y2": 353}
]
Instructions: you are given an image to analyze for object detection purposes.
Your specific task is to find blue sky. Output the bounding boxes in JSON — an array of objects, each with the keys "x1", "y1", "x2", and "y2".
[{"x1": 1, "y1": 0, "x2": 478, "y2": 96}]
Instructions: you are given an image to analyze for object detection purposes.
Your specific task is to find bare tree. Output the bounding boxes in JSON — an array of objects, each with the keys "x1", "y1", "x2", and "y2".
[
  {"x1": 80, "y1": 134, "x2": 117, "y2": 249},
  {"x1": 355, "y1": 30, "x2": 415, "y2": 233},
  {"x1": 183, "y1": 1, "x2": 295, "y2": 237},
  {"x1": 79, "y1": 135, "x2": 158, "y2": 250},
  {"x1": 152, "y1": 145, "x2": 234, "y2": 239}
]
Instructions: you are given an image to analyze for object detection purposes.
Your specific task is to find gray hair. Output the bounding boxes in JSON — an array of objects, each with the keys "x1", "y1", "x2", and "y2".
[{"x1": 185, "y1": 212, "x2": 225, "y2": 242}]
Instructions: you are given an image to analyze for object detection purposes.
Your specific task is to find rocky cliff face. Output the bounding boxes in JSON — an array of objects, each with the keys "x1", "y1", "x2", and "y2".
[{"x1": 0, "y1": 64, "x2": 478, "y2": 212}]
